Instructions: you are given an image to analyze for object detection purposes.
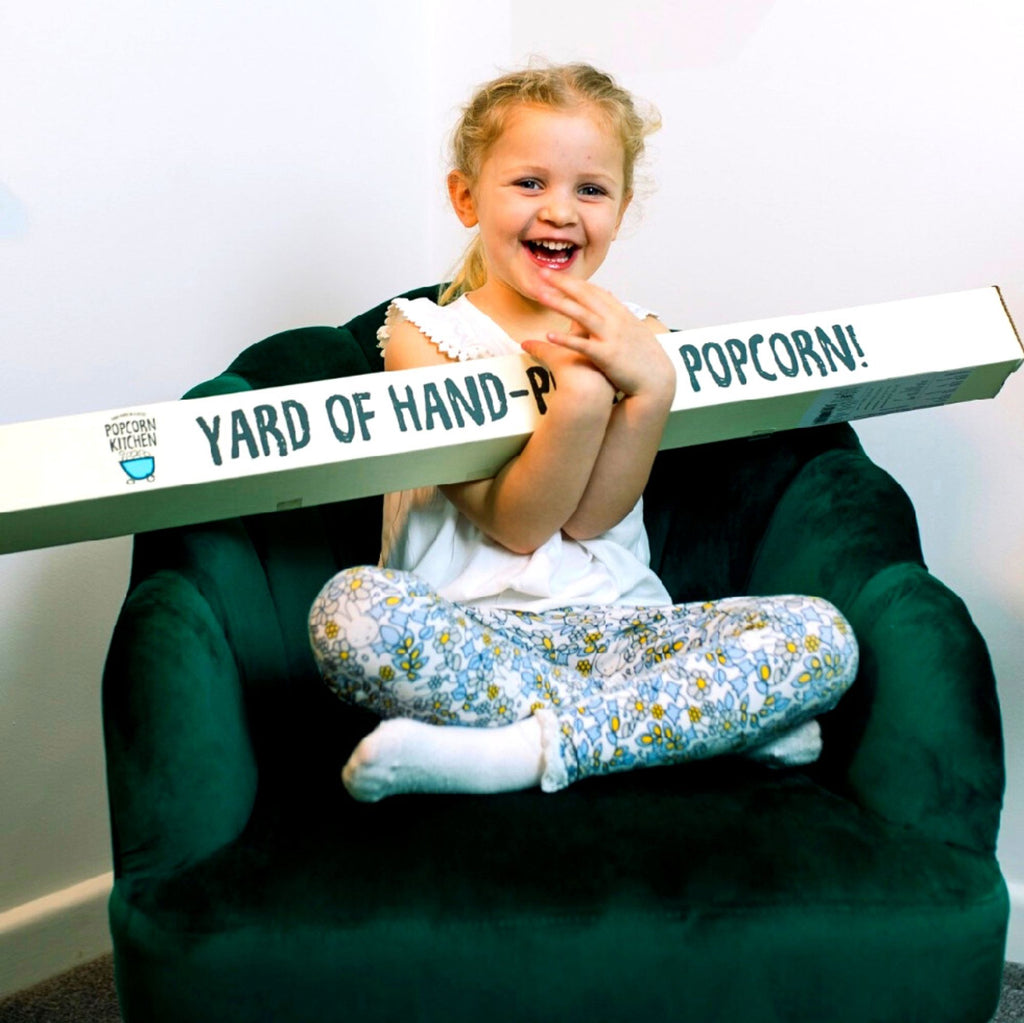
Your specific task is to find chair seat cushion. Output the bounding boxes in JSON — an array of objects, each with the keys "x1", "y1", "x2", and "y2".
[{"x1": 111, "y1": 760, "x2": 1007, "y2": 1023}]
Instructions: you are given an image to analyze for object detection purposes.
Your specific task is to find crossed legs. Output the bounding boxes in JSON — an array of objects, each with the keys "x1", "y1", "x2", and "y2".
[{"x1": 309, "y1": 567, "x2": 858, "y2": 800}]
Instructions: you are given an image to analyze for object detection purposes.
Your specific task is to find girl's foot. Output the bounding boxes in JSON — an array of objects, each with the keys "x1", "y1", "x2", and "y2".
[
  {"x1": 743, "y1": 719, "x2": 822, "y2": 766},
  {"x1": 342, "y1": 715, "x2": 546, "y2": 802}
]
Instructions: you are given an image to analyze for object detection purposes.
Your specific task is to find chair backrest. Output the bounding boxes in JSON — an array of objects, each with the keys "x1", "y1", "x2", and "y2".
[{"x1": 644, "y1": 425, "x2": 862, "y2": 600}]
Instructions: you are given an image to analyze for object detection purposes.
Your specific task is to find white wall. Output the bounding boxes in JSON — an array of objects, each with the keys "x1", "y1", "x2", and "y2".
[
  {"x1": 0, "y1": 0, "x2": 441, "y2": 990},
  {"x1": 2, "y1": 0, "x2": 1022, "y2": 989}
]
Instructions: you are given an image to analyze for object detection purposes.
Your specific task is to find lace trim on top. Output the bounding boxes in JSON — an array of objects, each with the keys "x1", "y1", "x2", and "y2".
[
  {"x1": 376, "y1": 296, "x2": 514, "y2": 362},
  {"x1": 376, "y1": 295, "x2": 659, "y2": 363}
]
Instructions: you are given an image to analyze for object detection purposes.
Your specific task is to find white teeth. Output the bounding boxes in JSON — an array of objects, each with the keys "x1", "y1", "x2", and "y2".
[{"x1": 532, "y1": 240, "x2": 574, "y2": 251}]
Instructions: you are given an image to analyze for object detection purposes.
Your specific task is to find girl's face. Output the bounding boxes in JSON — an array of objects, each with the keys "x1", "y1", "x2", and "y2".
[{"x1": 449, "y1": 103, "x2": 630, "y2": 315}]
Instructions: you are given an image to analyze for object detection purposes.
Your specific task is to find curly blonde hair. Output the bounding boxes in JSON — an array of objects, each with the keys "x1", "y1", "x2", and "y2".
[{"x1": 439, "y1": 62, "x2": 660, "y2": 306}]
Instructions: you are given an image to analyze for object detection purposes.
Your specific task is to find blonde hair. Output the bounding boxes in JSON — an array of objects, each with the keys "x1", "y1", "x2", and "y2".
[{"x1": 439, "y1": 62, "x2": 661, "y2": 306}]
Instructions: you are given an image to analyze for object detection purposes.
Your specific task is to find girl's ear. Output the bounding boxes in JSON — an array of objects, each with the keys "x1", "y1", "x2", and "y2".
[
  {"x1": 448, "y1": 170, "x2": 478, "y2": 228},
  {"x1": 612, "y1": 189, "x2": 634, "y2": 240}
]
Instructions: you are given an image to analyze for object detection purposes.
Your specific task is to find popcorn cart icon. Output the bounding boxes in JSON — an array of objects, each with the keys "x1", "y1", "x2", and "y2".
[{"x1": 120, "y1": 456, "x2": 156, "y2": 483}]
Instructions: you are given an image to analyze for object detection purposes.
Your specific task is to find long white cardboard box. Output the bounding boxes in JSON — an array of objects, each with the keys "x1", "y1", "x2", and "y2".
[{"x1": 1, "y1": 286, "x2": 1020, "y2": 555}]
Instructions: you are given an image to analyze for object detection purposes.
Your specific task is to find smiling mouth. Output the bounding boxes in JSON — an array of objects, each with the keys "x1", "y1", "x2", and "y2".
[{"x1": 524, "y1": 240, "x2": 579, "y2": 268}]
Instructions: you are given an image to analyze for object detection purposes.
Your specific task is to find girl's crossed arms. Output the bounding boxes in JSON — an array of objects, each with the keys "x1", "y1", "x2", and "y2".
[{"x1": 384, "y1": 271, "x2": 675, "y2": 554}]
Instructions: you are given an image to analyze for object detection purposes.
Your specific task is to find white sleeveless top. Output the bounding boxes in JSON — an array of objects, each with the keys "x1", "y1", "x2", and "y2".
[{"x1": 376, "y1": 295, "x2": 672, "y2": 611}]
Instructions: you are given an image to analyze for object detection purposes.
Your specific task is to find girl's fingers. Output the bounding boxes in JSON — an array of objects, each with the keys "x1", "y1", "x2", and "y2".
[
  {"x1": 537, "y1": 270, "x2": 619, "y2": 317},
  {"x1": 538, "y1": 290, "x2": 600, "y2": 333},
  {"x1": 519, "y1": 337, "x2": 557, "y2": 363},
  {"x1": 542, "y1": 331, "x2": 594, "y2": 356},
  {"x1": 535, "y1": 271, "x2": 640, "y2": 341},
  {"x1": 521, "y1": 336, "x2": 593, "y2": 366},
  {"x1": 538, "y1": 268, "x2": 613, "y2": 304}
]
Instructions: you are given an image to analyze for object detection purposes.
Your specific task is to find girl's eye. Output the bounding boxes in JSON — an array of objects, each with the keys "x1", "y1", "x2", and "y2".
[
  {"x1": 578, "y1": 184, "x2": 608, "y2": 198},
  {"x1": 516, "y1": 179, "x2": 542, "y2": 190}
]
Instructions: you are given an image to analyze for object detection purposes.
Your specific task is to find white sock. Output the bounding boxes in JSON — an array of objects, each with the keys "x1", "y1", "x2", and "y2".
[
  {"x1": 744, "y1": 719, "x2": 822, "y2": 767},
  {"x1": 342, "y1": 715, "x2": 547, "y2": 802}
]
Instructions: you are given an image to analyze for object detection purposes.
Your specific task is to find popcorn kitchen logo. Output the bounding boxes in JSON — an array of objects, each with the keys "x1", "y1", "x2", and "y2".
[{"x1": 105, "y1": 412, "x2": 158, "y2": 483}]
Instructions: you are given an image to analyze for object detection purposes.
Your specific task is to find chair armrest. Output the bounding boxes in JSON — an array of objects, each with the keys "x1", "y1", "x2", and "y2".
[
  {"x1": 839, "y1": 562, "x2": 1004, "y2": 853},
  {"x1": 102, "y1": 317, "x2": 404, "y2": 879},
  {"x1": 103, "y1": 567, "x2": 258, "y2": 879},
  {"x1": 748, "y1": 445, "x2": 1004, "y2": 853}
]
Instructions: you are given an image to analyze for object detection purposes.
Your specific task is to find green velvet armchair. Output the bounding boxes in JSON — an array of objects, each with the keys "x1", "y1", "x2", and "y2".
[{"x1": 103, "y1": 286, "x2": 1009, "y2": 1022}]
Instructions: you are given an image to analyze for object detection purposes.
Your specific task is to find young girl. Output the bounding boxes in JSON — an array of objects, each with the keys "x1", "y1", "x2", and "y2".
[{"x1": 309, "y1": 62, "x2": 857, "y2": 801}]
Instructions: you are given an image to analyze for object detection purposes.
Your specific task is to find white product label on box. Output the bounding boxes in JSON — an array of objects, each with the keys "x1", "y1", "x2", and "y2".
[{"x1": 799, "y1": 368, "x2": 973, "y2": 427}]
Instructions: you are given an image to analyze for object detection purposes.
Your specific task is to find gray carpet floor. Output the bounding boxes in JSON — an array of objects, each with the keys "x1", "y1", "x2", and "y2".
[{"x1": 2, "y1": 957, "x2": 1024, "y2": 1021}]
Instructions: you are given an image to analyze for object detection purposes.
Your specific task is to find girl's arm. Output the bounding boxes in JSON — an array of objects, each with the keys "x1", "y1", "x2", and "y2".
[
  {"x1": 522, "y1": 273, "x2": 676, "y2": 540},
  {"x1": 384, "y1": 317, "x2": 615, "y2": 554},
  {"x1": 561, "y1": 374, "x2": 672, "y2": 539}
]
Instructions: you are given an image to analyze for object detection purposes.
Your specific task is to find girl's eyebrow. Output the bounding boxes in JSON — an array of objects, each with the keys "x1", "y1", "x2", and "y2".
[{"x1": 505, "y1": 165, "x2": 549, "y2": 177}]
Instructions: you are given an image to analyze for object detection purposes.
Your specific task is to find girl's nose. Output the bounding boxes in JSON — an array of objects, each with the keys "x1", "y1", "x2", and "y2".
[{"x1": 539, "y1": 195, "x2": 577, "y2": 226}]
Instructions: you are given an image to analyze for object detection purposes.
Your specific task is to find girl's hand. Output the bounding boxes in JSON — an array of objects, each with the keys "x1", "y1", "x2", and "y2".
[
  {"x1": 518, "y1": 335, "x2": 616, "y2": 408},
  {"x1": 531, "y1": 269, "x2": 676, "y2": 402}
]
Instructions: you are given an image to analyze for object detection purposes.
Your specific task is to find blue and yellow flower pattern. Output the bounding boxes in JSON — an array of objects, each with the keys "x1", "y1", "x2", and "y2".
[{"x1": 309, "y1": 567, "x2": 857, "y2": 789}]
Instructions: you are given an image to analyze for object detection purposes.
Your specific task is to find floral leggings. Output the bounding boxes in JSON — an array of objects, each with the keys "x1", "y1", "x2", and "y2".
[{"x1": 308, "y1": 566, "x2": 858, "y2": 791}]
